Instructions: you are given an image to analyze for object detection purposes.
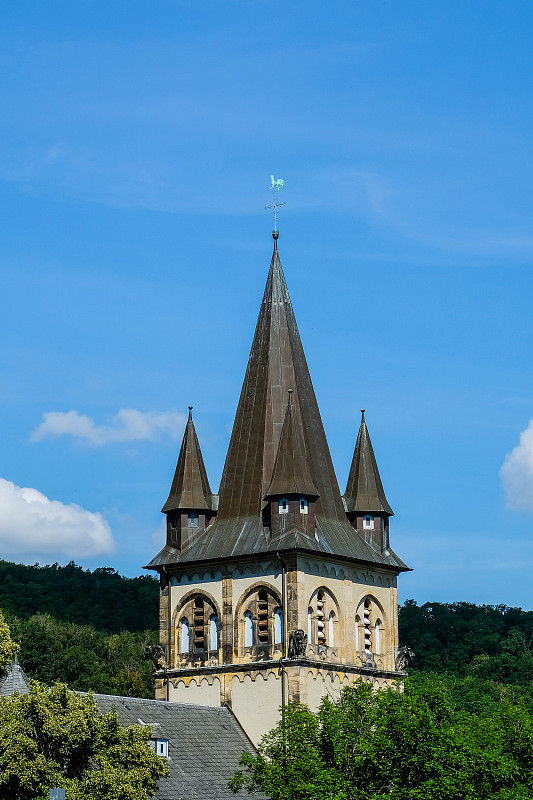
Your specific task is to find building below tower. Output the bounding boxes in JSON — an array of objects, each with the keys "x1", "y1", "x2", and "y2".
[{"x1": 145, "y1": 231, "x2": 410, "y2": 745}]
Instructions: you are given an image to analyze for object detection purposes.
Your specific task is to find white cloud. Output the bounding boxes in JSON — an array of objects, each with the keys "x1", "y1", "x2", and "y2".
[
  {"x1": 0, "y1": 478, "x2": 116, "y2": 558},
  {"x1": 31, "y1": 408, "x2": 185, "y2": 446},
  {"x1": 500, "y1": 419, "x2": 533, "y2": 512}
]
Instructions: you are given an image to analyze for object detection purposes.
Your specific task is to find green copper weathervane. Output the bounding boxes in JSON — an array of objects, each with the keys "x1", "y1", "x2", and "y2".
[{"x1": 265, "y1": 175, "x2": 285, "y2": 232}]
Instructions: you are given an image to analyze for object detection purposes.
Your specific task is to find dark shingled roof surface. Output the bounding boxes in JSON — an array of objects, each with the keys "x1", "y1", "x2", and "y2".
[
  {"x1": 162, "y1": 408, "x2": 215, "y2": 513},
  {"x1": 147, "y1": 237, "x2": 407, "y2": 573},
  {"x1": 265, "y1": 392, "x2": 318, "y2": 499},
  {"x1": 94, "y1": 694, "x2": 261, "y2": 800},
  {"x1": 343, "y1": 411, "x2": 394, "y2": 515},
  {"x1": 0, "y1": 655, "x2": 30, "y2": 697}
]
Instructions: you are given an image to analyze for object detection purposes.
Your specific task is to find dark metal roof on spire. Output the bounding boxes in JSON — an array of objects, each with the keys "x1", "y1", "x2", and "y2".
[
  {"x1": 147, "y1": 239, "x2": 407, "y2": 572},
  {"x1": 161, "y1": 407, "x2": 215, "y2": 513},
  {"x1": 343, "y1": 410, "x2": 394, "y2": 515},
  {"x1": 265, "y1": 390, "x2": 319, "y2": 499},
  {"x1": 213, "y1": 235, "x2": 344, "y2": 522}
]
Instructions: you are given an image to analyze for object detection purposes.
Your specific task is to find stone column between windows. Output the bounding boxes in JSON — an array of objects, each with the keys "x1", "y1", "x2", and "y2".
[
  {"x1": 342, "y1": 574, "x2": 353, "y2": 665},
  {"x1": 155, "y1": 577, "x2": 170, "y2": 701},
  {"x1": 285, "y1": 563, "x2": 301, "y2": 703},
  {"x1": 160, "y1": 579, "x2": 170, "y2": 662},
  {"x1": 221, "y1": 570, "x2": 233, "y2": 707},
  {"x1": 389, "y1": 583, "x2": 399, "y2": 669}
]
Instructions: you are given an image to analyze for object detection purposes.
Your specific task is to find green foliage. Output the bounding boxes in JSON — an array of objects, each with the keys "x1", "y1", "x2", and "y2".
[
  {"x1": 230, "y1": 681, "x2": 533, "y2": 800},
  {"x1": 0, "y1": 608, "x2": 19, "y2": 677},
  {"x1": 0, "y1": 681, "x2": 168, "y2": 800},
  {"x1": 0, "y1": 560, "x2": 159, "y2": 633},
  {"x1": 6, "y1": 613, "x2": 159, "y2": 697},
  {"x1": 399, "y1": 599, "x2": 533, "y2": 684}
]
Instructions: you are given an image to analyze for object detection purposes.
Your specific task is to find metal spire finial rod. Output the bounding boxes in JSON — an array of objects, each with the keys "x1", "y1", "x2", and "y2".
[{"x1": 265, "y1": 175, "x2": 285, "y2": 232}]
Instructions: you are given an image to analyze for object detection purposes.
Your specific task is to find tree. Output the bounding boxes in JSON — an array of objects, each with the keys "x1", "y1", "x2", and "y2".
[
  {"x1": 0, "y1": 608, "x2": 19, "y2": 676},
  {"x1": 0, "y1": 681, "x2": 168, "y2": 800},
  {"x1": 230, "y1": 681, "x2": 533, "y2": 800}
]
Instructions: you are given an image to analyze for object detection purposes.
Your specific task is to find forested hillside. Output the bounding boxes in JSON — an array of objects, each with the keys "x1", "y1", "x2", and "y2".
[
  {"x1": 0, "y1": 560, "x2": 160, "y2": 697},
  {"x1": 1, "y1": 561, "x2": 532, "y2": 701},
  {"x1": 398, "y1": 599, "x2": 533, "y2": 685},
  {"x1": 0, "y1": 560, "x2": 158, "y2": 633}
]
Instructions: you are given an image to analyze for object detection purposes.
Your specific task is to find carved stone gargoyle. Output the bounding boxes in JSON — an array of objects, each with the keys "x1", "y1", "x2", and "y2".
[
  {"x1": 395, "y1": 645, "x2": 414, "y2": 672},
  {"x1": 143, "y1": 643, "x2": 168, "y2": 671},
  {"x1": 288, "y1": 629, "x2": 308, "y2": 658}
]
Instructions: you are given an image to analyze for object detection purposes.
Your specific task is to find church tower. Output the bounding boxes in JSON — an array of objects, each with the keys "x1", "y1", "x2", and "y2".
[{"x1": 146, "y1": 231, "x2": 410, "y2": 744}]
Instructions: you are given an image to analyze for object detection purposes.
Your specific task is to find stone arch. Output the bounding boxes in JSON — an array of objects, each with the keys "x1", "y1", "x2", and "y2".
[
  {"x1": 173, "y1": 588, "x2": 222, "y2": 627},
  {"x1": 172, "y1": 589, "x2": 222, "y2": 664},
  {"x1": 355, "y1": 594, "x2": 387, "y2": 661},
  {"x1": 307, "y1": 585, "x2": 340, "y2": 648},
  {"x1": 234, "y1": 582, "x2": 282, "y2": 656},
  {"x1": 355, "y1": 593, "x2": 386, "y2": 622}
]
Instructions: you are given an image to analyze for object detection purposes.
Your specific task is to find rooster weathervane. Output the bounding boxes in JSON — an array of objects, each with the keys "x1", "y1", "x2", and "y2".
[{"x1": 265, "y1": 175, "x2": 285, "y2": 231}]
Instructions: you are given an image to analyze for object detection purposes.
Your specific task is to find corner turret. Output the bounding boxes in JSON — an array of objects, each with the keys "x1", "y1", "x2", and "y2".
[
  {"x1": 161, "y1": 407, "x2": 216, "y2": 551},
  {"x1": 343, "y1": 410, "x2": 393, "y2": 553}
]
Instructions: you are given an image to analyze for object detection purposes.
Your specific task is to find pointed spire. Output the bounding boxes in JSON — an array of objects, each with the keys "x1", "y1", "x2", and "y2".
[
  {"x1": 344, "y1": 410, "x2": 394, "y2": 515},
  {"x1": 216, "y1": 238, "x2": 344, "y2": 521},
  {"x1": 265, "y1": 390, "x2": 319, "y2": 499},
  {"x1": 1, "y1": 653, "x2": 29, "y2": 696},
  {"x1": 161, "y1": 407, "x2": 215, "y2": 513}
]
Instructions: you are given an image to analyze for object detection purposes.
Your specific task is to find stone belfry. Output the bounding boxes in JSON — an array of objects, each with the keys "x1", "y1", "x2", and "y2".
[{"x1": 146, "y1": 231, "x2": 410, "y2": 744}]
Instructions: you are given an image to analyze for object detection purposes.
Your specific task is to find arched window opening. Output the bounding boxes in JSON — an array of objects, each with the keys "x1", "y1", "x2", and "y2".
[
  {"x1": 193, "y1": 597, "x2": 205, "y2": 651},
  {"x1": 188, "y1": 512, "x2": 199, "y2": 527},
  {"x1": 355, "y1": 614, "x2": 360, "y2": 651},
  {"x1": 257, "y1": 591, "x2": 269, "y2": 643},
  {"x1": 279, "y1": 498, "x2": 289, "y2": 514},
  {"x1": 328, "y1": 611, "x2": 335, "y2": 646},
  {"x1": 363, "y1": 599, "x2": 372, "y2": 654},
  {"x1": 307, "y1": 607, "x2": 313, "y2": 642},
  {"x1": 300, "y1": 498, "x2": 309, "y2": 515},
  {"x1": 244, "y1": 611, "x2": 253, "y2": 647},
  {"x1": 180, "y1": 618, "x2": 190, "y2": 653},
  {"x1": 363, "y1": 515, "x2": 374, "y2": 530},
  {"x1": 316, "y1": 591, "x2": 326, "y2": 645},
  {"x1": 375, "y1": 619, "x2": 381, "y2": 654},
  {"x1": 274, "y1": 608, "x2": 283, "y2": 645},
  {"x1": 209, "y1": 615, "x2": 219, "y2": 651}
]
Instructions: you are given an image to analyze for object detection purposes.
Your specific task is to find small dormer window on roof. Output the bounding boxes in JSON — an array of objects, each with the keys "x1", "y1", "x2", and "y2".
[
  {"x1": 363, "y1": 514, "x2": 374, "y2": 530},
  {"x1": 149, "y1": 738, "x2": 169, "y2": 758},
  {"x1": 279, "y1": 498, "x2": 289, "y2": 514},
  {"x1": 300, "y1": 497, "x2": 309, "y2": 514}
]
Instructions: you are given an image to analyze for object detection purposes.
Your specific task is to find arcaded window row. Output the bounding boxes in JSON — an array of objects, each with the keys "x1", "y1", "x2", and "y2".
[{"x1": 175, "y1": 587, "x2": 384, "y2": 657}]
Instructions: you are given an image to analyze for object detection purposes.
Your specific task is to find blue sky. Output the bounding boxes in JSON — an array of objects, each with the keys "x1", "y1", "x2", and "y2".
[{"x1": 1, "y1": 0, "x2": 533, "y2": 608}]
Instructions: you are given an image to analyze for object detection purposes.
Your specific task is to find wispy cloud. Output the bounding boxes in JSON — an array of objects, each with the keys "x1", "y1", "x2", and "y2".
[
  {"x1": 31, "y1": 408, "x2": 185, "y2": 446},
  {"x1": 500, "y1": 419, "x2": 533, "y2": 512},
  {"x1": 0, "y1": 478, "x2": 115, "y2": 558}
]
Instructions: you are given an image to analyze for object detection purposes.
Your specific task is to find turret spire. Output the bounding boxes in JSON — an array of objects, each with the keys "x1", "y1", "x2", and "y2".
[
  {"x1": 265, "y1": 390, "x2": 319, "y2": 499},
  {"x1": 161, "y1": 407, "x2": 214, "y2": 513},
  {"x1": 344, "y1": 411, "x2": 393, "y2": 515}
]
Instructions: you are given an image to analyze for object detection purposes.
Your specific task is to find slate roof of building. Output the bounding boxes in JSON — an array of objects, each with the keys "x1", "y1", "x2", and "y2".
[
  {"x1": 343, "y1": 410, "x2": 394, "y2": 515},
  {"x1": 94, "y1": 694, "x2": 261, "y2": 800},
  {"x1": 162, "y1": 407, "x2": 216, "y2": 513},
  {"x1": 147, "y1": 235, "x2": 408, "y2": 573},
  {"x1": 0, "y1": 654, "x2": 30, "y2": 696}
]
